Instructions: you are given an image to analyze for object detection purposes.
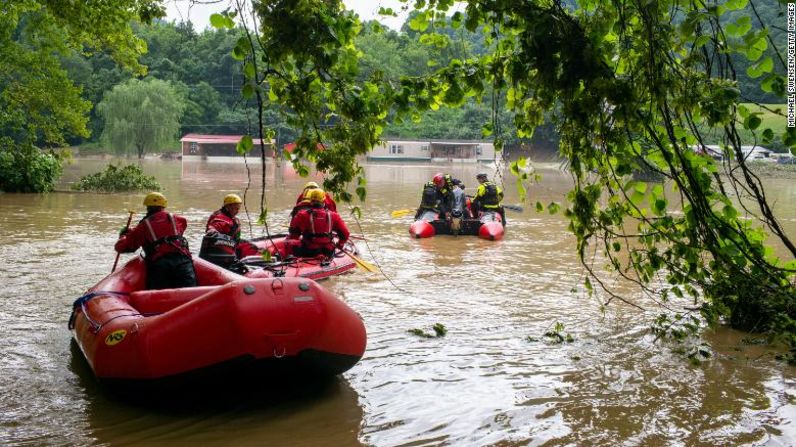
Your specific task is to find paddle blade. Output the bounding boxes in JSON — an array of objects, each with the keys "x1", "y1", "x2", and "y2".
[
  {"x1": 503, "y1": 204, "x2": 524, "y2": 212},
  {"x1": 390, "y1": 208, "x2": 415, "y2": 218},
  {"x1": 344, "y1": 249, "x2": 378, "y2": 273}
]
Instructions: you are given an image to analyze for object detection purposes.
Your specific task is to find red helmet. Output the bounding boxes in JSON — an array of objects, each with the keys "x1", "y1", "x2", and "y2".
[{"x1": 432, "y1": 173, "x2": 445, "y2": 188}]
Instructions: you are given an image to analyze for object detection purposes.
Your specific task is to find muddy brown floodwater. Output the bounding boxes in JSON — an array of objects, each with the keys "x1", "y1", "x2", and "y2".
[{"x1": 0, "y1": 158, "x2": 793, "y2": 446}]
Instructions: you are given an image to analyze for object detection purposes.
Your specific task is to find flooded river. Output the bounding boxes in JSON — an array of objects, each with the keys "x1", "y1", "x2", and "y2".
[{"x1": 0, "y1": 158, "x2": 794, "y2": 446}]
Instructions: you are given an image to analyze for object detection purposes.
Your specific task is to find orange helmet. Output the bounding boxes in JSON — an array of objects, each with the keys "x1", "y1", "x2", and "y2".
[{"x1": 432, "y1": 173, "x2": 445, "y2": 188}]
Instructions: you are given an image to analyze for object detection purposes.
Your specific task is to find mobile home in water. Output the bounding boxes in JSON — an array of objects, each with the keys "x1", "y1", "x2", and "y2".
[
  {"x1": 693, "y1": 144, "x2": 774, "y2": 163},
  {"x1": 367, "y1": 138, "x2": 496, "y2": 163},
  {"x1": 181, "y1": 134, "x2": 276, "y2": 162}
]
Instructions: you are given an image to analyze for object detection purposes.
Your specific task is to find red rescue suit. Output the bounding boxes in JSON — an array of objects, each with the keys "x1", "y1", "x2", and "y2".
[
  {"x1": 287, "y1": 205, "x2": 350, "y2": 257},
  {"x1": 115, "y1": 211, "x2": 191, "y2": 262},
  {"x1": 295, "y1": 190, "x2": 337, "y2": 212},
  {"x1": 115, "y1": 210, "x2": 196, "y2": 290},
  {"x1": 205, "y1": 208, "x2": 241, "y2": 241}
]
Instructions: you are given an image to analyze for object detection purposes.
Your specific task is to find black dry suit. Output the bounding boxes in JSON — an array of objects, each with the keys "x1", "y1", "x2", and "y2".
[{"x1": 416, "y1": 181, "x2": 441, "y2": 219}]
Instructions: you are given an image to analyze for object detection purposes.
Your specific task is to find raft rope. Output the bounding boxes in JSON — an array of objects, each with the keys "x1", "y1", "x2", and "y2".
[
  {"x1": 67, "y1": 290, "x2": 130, "y2": 333},
  {"x1": 349, "y1": 212, "x2": 410, "y2": 294}
]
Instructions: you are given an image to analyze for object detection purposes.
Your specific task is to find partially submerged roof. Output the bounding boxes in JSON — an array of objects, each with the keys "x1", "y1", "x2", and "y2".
[{"x1": 180, "y1": 134, "x2": 269, "y2": 145}]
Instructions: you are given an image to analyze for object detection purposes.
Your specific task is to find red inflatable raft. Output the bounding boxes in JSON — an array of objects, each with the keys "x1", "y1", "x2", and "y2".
[
  {"x1": 409, "y1": 210, "x2": 505, "y2": 241},
  {"x1": 240, "y1": 235, "x2": 358, "y2": 281},
  {"x1": 69, "y1": 257, "x2": 366, "y2": 384}
]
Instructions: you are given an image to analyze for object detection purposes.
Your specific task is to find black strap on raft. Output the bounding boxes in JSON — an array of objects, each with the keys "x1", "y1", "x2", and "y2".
[{"x1": 68, "y1": 291, "x2": 129, "y2": 331}]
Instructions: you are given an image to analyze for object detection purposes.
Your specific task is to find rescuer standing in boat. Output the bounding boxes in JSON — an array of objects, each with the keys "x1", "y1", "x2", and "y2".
[
  {"x1": 115, "y1": 192, "x2": 197, "y2": 289},
  {"x1": 471, "y1": 173, "x2": 506, "y2": 225},
  {"x1": 287, "y1": 189, "x2": 350, "y2": 258}
]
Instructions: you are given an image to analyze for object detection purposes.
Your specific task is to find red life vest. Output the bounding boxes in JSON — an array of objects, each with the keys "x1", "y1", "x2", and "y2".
[
  {"x1": 299, "y1": 208, "x2": 333, "y2": 249},
  {"x1": 139, "y1": 212, "x2": 190, "y2": 262}
]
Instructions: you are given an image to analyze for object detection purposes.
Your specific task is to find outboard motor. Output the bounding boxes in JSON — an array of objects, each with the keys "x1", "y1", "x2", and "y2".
[{"x1": 450, "y1": 186, "x2": 468, "y2": 234}]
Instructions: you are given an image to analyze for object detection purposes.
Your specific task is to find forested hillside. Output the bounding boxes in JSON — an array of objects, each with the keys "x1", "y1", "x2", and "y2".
[{"x1": 66, "y1": 2, "x2": 786, "y2": 156}]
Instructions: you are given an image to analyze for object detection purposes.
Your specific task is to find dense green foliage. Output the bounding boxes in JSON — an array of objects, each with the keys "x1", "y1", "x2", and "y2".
[
  {"x1": 62, "y1": 3, "x2": 783, "y2": 155},
  {"x1": 97, "y1": 78, "x2": 185, "y2": 158},
  {"x1": 71, "y1": 164, "x2": 160, "y2": 192},
  {"x1": 218, "y1": 0, "x2": 794, "y2": 354},
  {"x1": 0, "y1": 149, "x2": 64, "y2": 193},
  {"x1": 0, "y1": 0, "x2": 163, "y2": 191}
]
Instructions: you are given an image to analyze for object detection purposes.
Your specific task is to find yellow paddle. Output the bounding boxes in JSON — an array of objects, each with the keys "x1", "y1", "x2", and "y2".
[
  {"x1": 341, "y1": 248, "x2": 378, "y2": 273},
  {"x1": 390, "y1": 208, "x2": 415, "y2": 218}
]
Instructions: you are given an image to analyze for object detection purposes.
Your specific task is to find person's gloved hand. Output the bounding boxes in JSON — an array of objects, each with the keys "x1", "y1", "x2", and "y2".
[
  {"x1": 335, "y1": 240, "x2": 346, "y2": 250},
  {"x1": 119, "y1": 227, "x2": 130, "y2": 237}
]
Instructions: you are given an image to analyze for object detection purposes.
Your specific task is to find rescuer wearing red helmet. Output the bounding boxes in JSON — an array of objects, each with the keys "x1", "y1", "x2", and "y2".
[
  {"x1": 287, "y1": 189, "x2": 350, "y2": 258},
  {"x1": 416, "y1": 172, "x2": 464, "y2": 220},
  {"x1": 115, "y1": 192, "x2": 197, "y2": 290}
]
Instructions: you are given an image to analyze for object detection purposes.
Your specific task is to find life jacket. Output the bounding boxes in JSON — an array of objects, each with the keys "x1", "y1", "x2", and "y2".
[
  {"x1": 141, "y1": 212, "x2": 191, "y2": 262},
  {"x1": 298, "y1": 207, "x2": 334, "y2": 248},
  {"x1": 420, "y1": 181, "x2": 439, "y2": 209},
  {"x1": 480, "y1": 181, "x2": 501, "y2": 208}
]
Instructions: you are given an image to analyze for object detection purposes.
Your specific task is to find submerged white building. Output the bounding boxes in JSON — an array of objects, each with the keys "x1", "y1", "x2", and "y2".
[{"x1": 367, "y1": 138, "x2": 496, "y2": 163}]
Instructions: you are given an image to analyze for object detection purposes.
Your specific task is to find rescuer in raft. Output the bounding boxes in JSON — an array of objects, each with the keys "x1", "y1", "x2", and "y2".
[
  {"x1": 115, "y1": 192, "x2": 197, "y2": 289},
  {"x1": 471, "y1": 173, "x2": 506, "y2": 226},
  {"x1": 199, "y1": 193, "x2": 258, "y2": 270},
  {"x1": 294, "y1": 181, "x2": 337, "y2": 213},
  {"x1": 414, "y1": 172, "x2": 466, "y2": 220},
  {"x1": 287, "y1": 189, "x2": 350, "y2": 258}
]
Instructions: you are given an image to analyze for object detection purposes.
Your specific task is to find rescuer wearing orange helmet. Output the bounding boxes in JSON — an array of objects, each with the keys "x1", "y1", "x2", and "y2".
[{"x1": 115, "y1": 192, "x2": 197, "y2": 289}]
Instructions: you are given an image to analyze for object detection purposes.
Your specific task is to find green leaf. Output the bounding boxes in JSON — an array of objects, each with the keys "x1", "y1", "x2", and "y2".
[
  {"x1": 236, "y1": 135, "x2": 253, "y2": 155},
  {"x1": 210, "y1": 14, "x2": 225, "y2": 29},
  {"x1": 242, "y1": 84, "x2": 255, "y2": 99},
  {"x1": 726, "y1": 0, "x2": 748, "y2": 10},
  {"x1": 243, "y1": 62, "x2": 255, "y2": 79},
  {"x1": 762, "y1": 128, "x2": 774, "y2": 144},
  {"x1": 408, "y1": 12, "x2": 430, "y2": 32},
  {"x1": 722, "y1": 205, "x2": 739, "y2": 220},
  {"x1": 783, "y1": 128, "x2": 796, "y2": 147},
  {"x1": 744, "y1": 114, "x2": 762, "y2": 130},
  {"x1": 356, "y1": 186, "x2": 366, "y2": 201}
]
